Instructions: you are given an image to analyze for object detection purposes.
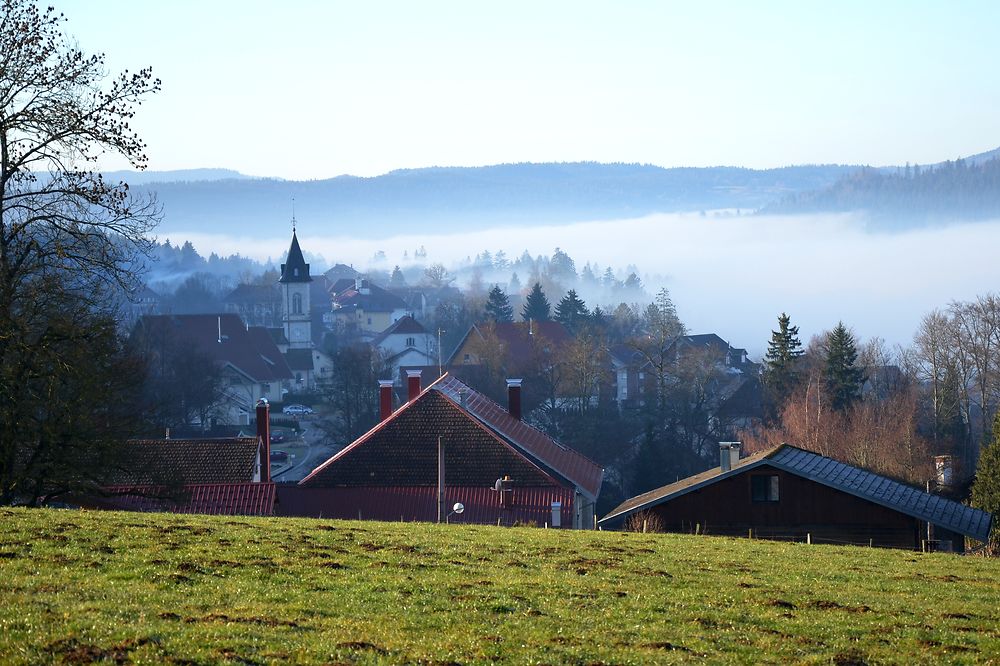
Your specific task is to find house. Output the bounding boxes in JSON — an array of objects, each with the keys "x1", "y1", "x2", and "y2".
[
  {"x1": 447, "y1": 320, "x2": 571, "y2": 368},
  {"x1": 80, "y1": 401, "x2": 276, "y2": 516},
  {"x1": 599, "y1": 443, "x2": 993, "y2": 551},
  {"x1": 223, "y1": 283, "x2": 282, "y2": 328},
  {"x1": 371, "y1": 315, "x2": 438, "y2": 376},
  {"x1": 325, "y1": 277, "x2": 409, "y2": 339},
  {"x1": 131, "y1": 313, "x2": 292, "y2": 425},
  {"x1": 281, "y1": 372, "x2": 603, "y2": 528}
]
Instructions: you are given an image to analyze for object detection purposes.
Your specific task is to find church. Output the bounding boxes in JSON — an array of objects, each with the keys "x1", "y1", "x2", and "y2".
[{"x1": 274, "y1": 229, "x2": 334, "y2": 391}]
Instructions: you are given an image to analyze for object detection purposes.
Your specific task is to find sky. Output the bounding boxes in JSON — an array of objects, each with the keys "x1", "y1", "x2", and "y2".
[{"x1": 57, "y1": 0, "x2": 1000, "y2": 180}]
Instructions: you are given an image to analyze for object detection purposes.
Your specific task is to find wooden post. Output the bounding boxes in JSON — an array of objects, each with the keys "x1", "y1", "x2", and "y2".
[
  {"x1": 869, "y1": 538, "x2": 873, "y2": 548},
  {"x1": 807, "y1": 533, "x2": 811, "y2": 545},
  {"x1": 642, "y1": 519, "x2": 648, "y2": 533},
  {"x1": 748, "y1": 528, "x2": 752, "y2": 539}
]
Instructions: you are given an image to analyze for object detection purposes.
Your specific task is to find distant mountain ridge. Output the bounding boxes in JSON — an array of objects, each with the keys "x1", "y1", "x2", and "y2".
[
  {"x1": 765, "y1": 147, "x2": 1000, "y2": 226},
  {"x1": 137, "y1": 162, "x2": 860, "y2": 239}
]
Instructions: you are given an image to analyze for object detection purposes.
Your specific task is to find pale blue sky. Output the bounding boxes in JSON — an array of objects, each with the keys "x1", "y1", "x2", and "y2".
[{"x1": 59, "y1": 1, "x2": 1000, "y2": 179}]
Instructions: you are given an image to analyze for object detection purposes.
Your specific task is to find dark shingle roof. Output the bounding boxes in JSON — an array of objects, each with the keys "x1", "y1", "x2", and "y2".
[
  {"x1": 329, "y1": 278, "x2": 407, "y2": 312},
  {"x1": 285, "y1": 348, "x2": 314, "y2": 371},
  {"x1": 600, "y1": 444, "x2": 993, "y2": 542},
  {"x1": 108, "y1": 438, "x2": 261, "y2": 486},
  {"x1": 133, "y1": 314, "x2": 293, "y2": 382},
  {"x1": 100, "y1": 483, "x2": 275, "y2": 516}
]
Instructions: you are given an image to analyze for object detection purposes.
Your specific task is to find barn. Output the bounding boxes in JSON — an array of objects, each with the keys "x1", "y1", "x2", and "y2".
[
  {"x1": 282, "y1": 372, "x2": 603, "y2": 528},
  {"x1": 599, "y1": 443, "x2": 993, "y2": 551}
]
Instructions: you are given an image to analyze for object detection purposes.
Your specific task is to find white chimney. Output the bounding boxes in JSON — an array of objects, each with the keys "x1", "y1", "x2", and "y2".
[
  {"x1": 934, "y1": 455, "x2": 953, "y2": 487},
  {"x1": 719, "y1": 442, "x2": 740, "y2": 472}
]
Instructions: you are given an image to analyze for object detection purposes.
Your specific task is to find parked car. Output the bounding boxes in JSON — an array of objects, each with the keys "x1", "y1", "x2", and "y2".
[
  {"x1": 270, "y1": 450, "x2": 289, "y2": 463},
  {"x1": 282, "y1": 404, "x2": 313, "y2": 416},
  {"x1": 269, "y1": 432, "x2": 285, "y2": 444}
]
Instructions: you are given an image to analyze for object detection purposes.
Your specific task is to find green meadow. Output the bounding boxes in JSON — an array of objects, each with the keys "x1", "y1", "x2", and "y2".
[{"x1": 1, "y1": 507, "x2": 997, "y2": 664}]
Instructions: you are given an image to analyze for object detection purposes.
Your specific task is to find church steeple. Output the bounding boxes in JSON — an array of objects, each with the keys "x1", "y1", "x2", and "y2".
[{"x1": 279, "y1": 231, "x2": 311, "y2": 283}]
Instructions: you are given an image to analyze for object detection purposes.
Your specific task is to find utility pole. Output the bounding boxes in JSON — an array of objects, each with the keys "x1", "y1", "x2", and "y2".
[{"x1": 437, "y1": 328, "x2": 443, "y2": 377}]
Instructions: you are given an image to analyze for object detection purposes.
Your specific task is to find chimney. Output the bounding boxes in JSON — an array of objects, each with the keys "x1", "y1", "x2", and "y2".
[
  {"x1": 719, "y1": 442, "x2": 734, "y2": 472},
  {"x1": 729, "y1": 442, "x2": 741, "y2": 468},
  {"x1": 256, "y1": 398, "x2": 271, "y2": 483},
  {"x1": 458, "y1": 388, "x2": 468, "y2": 409},
  {"x1": 406, "y1": 369, "x2": 422, "y2": 402},
  {"x1": 934, "y1": 455, "x2": 953, "y2": 488},
  {"x1": 507, "y1": 378, "x2": 523, "y2": 420},
  {"x1": 378, "y1": 380, "x2": 394, "y2": 421}
]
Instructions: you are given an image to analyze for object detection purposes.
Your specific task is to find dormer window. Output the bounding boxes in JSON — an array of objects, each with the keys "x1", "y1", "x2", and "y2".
[{"x1": 294, "y1": 268, "x2": 299, "y2": 277}]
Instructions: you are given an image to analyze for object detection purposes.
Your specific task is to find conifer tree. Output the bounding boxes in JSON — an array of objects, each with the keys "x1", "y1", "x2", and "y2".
[
  {"x1": 762, "y1": 313, "x2": 805, "y2": 408},
  {"x1": 521, "y1": 282, "x2": 551, "y2": 322},
  {"x1": 484, "y1": 285, "x2": 514, "y2": 323},
  {"x1": 823, "y1": 322, "x2": 866, "y2": 412},
  {"x1": 971, "y1": 413, "x2": 1000, "y2": 546},
  {"x1": 554, "y1": 289, "x2": 589, "y2": 333}
]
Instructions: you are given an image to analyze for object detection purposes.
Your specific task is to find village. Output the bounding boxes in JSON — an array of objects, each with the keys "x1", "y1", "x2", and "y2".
[{"x1": 74, "y1": 229, "x2": 992, "y2": 554}]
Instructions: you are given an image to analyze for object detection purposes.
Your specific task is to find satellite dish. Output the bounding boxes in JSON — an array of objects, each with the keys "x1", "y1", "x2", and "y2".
[
  {"x1": 452, "y1": 502, "x2": 465, "y2": 515},
  {"x1": 494, "y1": 479, "x2": 502, "y2": 492}
]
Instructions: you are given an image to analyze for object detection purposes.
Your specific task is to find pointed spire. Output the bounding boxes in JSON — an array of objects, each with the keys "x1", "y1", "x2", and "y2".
[{"x1": 279, "y1": 229, "x2": 312, "y2": 283}]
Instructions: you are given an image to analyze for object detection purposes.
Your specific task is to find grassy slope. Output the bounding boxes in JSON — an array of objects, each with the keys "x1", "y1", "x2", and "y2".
[{"x1": 1, "y1": 508, "x2": 998, "y2": 665}]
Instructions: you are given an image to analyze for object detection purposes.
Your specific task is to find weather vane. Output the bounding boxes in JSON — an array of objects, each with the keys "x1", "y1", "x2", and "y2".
[{"x1": 291, "y1": 197, "x2": 296, "y2": 233}]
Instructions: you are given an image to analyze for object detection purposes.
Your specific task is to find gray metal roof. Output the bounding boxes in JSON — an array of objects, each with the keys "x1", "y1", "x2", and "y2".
[
  {"x1": 767, "y1": 446, "x2": 993, "y2": 543},
  {"x1": 600, "y1": 444, "x2": 994, "y2": 543}
]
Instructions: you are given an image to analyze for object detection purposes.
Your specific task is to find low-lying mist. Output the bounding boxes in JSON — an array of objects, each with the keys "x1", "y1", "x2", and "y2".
[{"x1": 166, "y1": 212, "x2": 1000, "y2": 357}]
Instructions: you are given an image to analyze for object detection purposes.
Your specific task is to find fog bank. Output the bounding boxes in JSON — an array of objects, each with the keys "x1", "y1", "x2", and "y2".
[{"x1": 167, "y1": 213, "x2": 1000, "y2": 357}]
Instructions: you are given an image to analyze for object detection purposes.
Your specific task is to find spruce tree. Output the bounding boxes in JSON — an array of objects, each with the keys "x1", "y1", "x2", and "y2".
[
  {"x1": 971, "y1": 413, "x2": 1000, "y2": 546},
  {"x1": 823, "y1": 322, "x2": 866, "y2": 412},
  {"x1": 554, "y1": 289, "x2": 589, "y2": 333},
  {"x1": 762, "y1": 312, "x2": 804, "y2": 407},
  {"x1": 484, "y1": 285, "x2": 514, "y2": 323},
  {"x1": 521, "y1": 282, "x2": 551, "y2": 322}
]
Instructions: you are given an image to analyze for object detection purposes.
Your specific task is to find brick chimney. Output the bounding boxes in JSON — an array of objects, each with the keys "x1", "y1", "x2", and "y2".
[
  {"x1": 507, "y1": 379, "x2": 523, "y2": 420},
  {"x1": 256, "y1": 398, "x2": 271, "y2": 483},
  {"x1": 407, "y1": 369, "x2": 422, "y2": 402},
  {"x1": 379, "y1": 380, "x2": 394, "y2": 421}
]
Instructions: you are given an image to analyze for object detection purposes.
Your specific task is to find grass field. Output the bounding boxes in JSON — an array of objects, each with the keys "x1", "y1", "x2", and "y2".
[{"x1": 1, "y1": 507, "x2": 998, "y2": 664}]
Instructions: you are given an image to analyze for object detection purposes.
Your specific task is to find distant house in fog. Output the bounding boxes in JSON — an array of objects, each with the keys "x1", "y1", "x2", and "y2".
[
  {"x1": 325, "y1": 277, "x2": 409, "y2": 338},
  {"x1": 223, "y1": 283, "x2": 282, "y2": 328},
  {"x1": 372, "y1": 315, "x2": 438, "y2": 375},
  {"x1": 131, "y1": 313, "x2": 291, "y2": 425}
]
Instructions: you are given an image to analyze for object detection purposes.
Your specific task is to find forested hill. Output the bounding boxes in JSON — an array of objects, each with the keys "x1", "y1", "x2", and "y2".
[
  {"x1": 763, "y1": 157, "x2": 1000, "y2": 227},
  {"x1": 137, "y1": 162, "x2": 858, "y2": 238}
]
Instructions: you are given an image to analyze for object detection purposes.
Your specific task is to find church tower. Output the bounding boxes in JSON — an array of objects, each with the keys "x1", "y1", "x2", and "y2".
[{"x1": 280, "y1": 229, "x2": 312, "y2": 349}]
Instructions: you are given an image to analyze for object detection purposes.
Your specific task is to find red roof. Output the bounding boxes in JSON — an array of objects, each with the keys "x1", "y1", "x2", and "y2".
[
  {"x1": 301, "y1": 373, "x2": 603, "y2": 499},
  {"x1": 277, "y1": 485, "x2": 573, "y2": 525},
  {"x1": 94, "y1": 483, "x2": 275, "y2": 516},
  {"x1": 446, "y1": 321, "x2": 570, "y2": 366},
  {"x1": 434, "y1": 375, "x2": 603, "y2": 498}
]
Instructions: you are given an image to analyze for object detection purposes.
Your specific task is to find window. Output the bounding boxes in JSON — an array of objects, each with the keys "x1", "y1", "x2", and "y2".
[
  {"x1": 463, "y1": 353, "x2": 471, "y2": 364},
  {"x1": 367, "y1": 317, "x2": 372, "y2": 325},
  {"x1": 751, "y1": 475, "x2": 780, "y2": 502},
  {"x1": 261, "y1": 383, "x2": 270, "y2": 393},
  {"x1": 406, "y1": 337, "x2": 415, "y2": 347},
  {"x1": 292, "y1": 293, "x2": 302, "y2": 315}
]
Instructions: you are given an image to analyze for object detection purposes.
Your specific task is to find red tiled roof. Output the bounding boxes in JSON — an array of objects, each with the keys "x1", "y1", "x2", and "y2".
[
  {"x1": 108, "y1": 438, "x2": 261, "y2": 486},
  {"x1": 132, "y1": 314, "x2": 292, "y2": 382},
  {"x1": 300, "y1": 390, "x2": 561, "y2": 488},
  {"x1": 301, "y1": 373, "x2": 603, "y2": 500},
  {"x1": 277, "y1": 485, "x2": 573, "y2": 525},
  {"x1": 434, "y1": 375, "x2": 603, "y2": 499},
  {"x1": 99, "y1": 482, "x2": 275, "y2": 516}
]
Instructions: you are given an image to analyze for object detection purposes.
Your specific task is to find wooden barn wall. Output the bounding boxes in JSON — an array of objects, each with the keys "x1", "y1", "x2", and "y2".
[{"x1": 649, "y1": 465, "x2": 922, "y2": 549}]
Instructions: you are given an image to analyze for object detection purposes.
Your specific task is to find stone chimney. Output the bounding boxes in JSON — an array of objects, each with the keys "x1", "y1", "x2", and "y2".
[
  {"x1": 379, "y1": 380, "x2": 394, "y2": 421},
  {"x1": 256, "y1": 398, "x2": 271, "y2": 483},
  {"x1": 507, "y1": 379, "x2": 523, "y2": 421},
  {"x1": 407, "y1": 369, "x2": 422, "y2": 402}
]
